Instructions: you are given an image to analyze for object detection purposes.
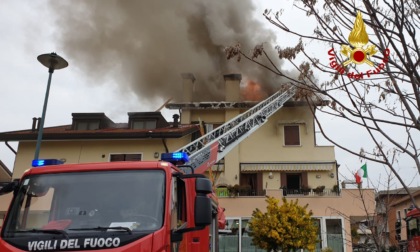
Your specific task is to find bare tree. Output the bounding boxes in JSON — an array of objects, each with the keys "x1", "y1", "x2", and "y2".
[
  {"x1": 328, "y1": 169, "x2": 408, "y2": 251},
  {"x1": 226, "y1": 0, "x2": 420, "y2": 204}
]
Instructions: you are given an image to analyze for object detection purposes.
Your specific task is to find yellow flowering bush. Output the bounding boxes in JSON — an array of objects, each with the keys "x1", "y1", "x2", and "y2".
[{"x1": 248, "y1": 196, "x2": 318, "y2": 252}]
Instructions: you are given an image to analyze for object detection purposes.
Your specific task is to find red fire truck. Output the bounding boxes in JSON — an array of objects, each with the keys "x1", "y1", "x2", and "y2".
[
  {"x1": 404, "y1": 208, "x2": 420, "y2": 252},
  {"x1": 0, "y1": 154, "x2": 221, "y2": 252},
  {"x1": 0, "y1": 87, "x2": 295, "y2": 252}
]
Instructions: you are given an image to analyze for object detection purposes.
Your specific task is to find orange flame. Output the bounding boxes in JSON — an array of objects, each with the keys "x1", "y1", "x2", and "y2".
[{"x1": 241, "y1": 80, "x2": 267, "y2": 101}]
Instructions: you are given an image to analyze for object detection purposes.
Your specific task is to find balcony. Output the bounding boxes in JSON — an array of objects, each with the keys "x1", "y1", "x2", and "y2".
[
  {"x1": 215, "y1": 187, "x2": 266, "y2": 197},
  {"x1": 216, "y1": 186, "x2": 341, "y2": 198},
  {"x1": 282, "y1": 187, "x2": 340, "y2": 197}
]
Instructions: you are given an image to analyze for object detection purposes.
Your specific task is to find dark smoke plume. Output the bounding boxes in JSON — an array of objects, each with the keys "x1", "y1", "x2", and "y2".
[{"x1": 48, "y1": 0, "x2": 288, "y2": 102}]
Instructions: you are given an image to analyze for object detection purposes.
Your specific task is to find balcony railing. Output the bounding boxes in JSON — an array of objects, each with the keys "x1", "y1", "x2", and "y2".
[
  {"x1": 215, "y1": 187, "x2": 341, "y2": 198},
  {"x1": 282, "y1": 188, "x2": 340, "y2": 197},
  {"x1": 215, "y1": 187, "x2": 266, "y2": 197}
]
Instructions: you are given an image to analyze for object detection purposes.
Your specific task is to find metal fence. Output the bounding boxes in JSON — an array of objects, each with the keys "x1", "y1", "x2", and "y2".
[{"x1": 216, "y1": 187, "x2": 341, "y2": 198}]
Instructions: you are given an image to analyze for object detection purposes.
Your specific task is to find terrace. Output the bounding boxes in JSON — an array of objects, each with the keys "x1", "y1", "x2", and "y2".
[{"x1": 215, "y1": 185, "x2": 341, "y2": 198}]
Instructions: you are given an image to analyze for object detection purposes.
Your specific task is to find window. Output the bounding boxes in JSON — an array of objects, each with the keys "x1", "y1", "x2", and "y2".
[
  {"x1": 0, "y1": 213, "x2": 4, "y2": 228},
  {"x1": 191, "y1": 122, "x2": 223, "y2": 141},
  {"x1": 219, "y1": 218, "x2": 241, "y2": 251},
  {"x1": 281, "y1": 172, "x2": 308, "y2": 195},
  {"x1": 312, "y1": 218, "x2": 322, "y2": 251},
  {"x1": 219, "y1": 218, "x2": 265, "y2": 252},
  {"x1": 286, "y1": 174, "x2": 301, "y2": 190},
  {"x1": 110, "y1": 154, "x2": 142, "y2": 161},
  {"x1": 75, "y1": 120, "x2": 100, "y2": 130},
  {"x1": 404, "y1": 208, "x2": 408, "y2": 218},
  {"x1": 284, "y1": 125, "x2": 300, "y2": 146},
  {"x1": 397, "y1": 210, "x2": 401, "y2": 221},
  {"x1": 205, "y1": 123, "x2": 213, "y2": 133},
  {"x1": 131, "y1": 120, "x2": 156, "y2": 129},
  {"x1": 170, "y1": 178, "x2": 187, "y2": 230},
  {"x1": 239, "y1": 173, "x2": 263, "y2": 196},
  {"x1": 240, "y1": 218, "x2": 265, "y2": 252},
  {"x1": 326, "y1": 219, "x2": 344, "y2": 251}
]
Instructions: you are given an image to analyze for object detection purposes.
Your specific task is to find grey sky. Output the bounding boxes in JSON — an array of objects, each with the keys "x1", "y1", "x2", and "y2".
[{"x1": 0, "y1": 0, "x2": 417, "y2": 189}]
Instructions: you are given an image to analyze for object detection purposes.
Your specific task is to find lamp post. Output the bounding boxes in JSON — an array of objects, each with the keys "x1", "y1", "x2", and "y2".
[{"x1": 33, "y1": 52, "x2": 68, "y2": 162}]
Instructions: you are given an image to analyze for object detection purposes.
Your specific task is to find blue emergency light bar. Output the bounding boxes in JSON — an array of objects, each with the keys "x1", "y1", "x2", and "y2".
[
  {"x1": 32, "y1": 159, "x2": 64, "y2": 167},
  {"x1": 161, "y1": 152, "x2": 189, "y2": 164}
]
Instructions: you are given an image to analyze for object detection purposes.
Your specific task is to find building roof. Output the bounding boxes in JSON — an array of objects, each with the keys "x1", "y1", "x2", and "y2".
[
  {"x1": 166, "y1": 100, "x2": 329, "y2": 110},
  {"x1": 376, "y1": 187, "x2": 420, "y2": 200},
  {"x1": 0, "y1": 112, "x2": 199, "y2": 142},
  {"x1": 390, "y1": 190, "x2": 420, "y2": 207},
  {"x1": 0, "y1": 160, "x2": 12, "y2": 182},
  {"x1": 377, "y1": 187, "x2": 420, "y2": 195}
]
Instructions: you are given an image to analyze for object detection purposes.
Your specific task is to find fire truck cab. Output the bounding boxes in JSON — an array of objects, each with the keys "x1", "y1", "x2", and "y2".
[
  {"x1": 405, "y1": 208, "x2": 420, "y2": 252},
  {"x1": 0, "y1": 154, "x2": 218, "y2": 252}
]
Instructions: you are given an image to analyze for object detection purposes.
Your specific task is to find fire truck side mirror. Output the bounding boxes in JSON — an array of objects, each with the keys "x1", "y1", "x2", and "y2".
[
  {"x1": 194, "y1": 177, "x2": 212, "y2": 227},
  {"x1": 0, "y1": 179, "x2": 19, "y2": 196}
]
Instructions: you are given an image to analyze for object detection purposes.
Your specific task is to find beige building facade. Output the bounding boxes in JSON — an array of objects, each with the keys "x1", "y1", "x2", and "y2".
[
  {"x1": 0, "y1": 73, "x2": 375, "y2": 251},
  {"x1": 0, "y1": 160, "x2": 12, "y2": 228}
]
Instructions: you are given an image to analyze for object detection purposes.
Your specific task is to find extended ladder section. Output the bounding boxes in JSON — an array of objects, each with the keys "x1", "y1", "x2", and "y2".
[{"x1": 176, "y1": 86, "x2": 297, "y2": 174}]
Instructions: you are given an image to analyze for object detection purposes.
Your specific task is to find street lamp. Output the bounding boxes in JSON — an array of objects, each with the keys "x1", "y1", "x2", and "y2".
[{"x1": 33, "y1": 52, "x2": 68, "y2": 162}]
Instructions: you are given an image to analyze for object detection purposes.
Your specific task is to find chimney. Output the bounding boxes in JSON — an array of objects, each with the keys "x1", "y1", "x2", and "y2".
[
  {"x1": 32, "y1": 117, "x2": 38, "y2": 131},
  {"x1": 181, "y1": 73, "x2": 195, "y2": 102},
  {"x1": 180, "y1": 73, "x2": 195, "y2": 124},
  {"x1": 173, "y1": 114, "x2": 179, "y2": 128},
  {"x1": 224, "y1": 74, "x2": 242, "y2": 102}
]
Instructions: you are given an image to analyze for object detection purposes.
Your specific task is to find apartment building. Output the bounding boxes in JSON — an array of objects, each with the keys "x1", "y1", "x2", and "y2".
[
  {"x1": 386, "y1": 189, "x2": 420, "y2": 250},
  {"x1": 374, "y1": 187, "x2": 420, "y2": 250},
  {"x1": 0, "y1": 160, "x2": 12, "y2": 228},
  {"x1": 0, "y1": 73, "x2": 375, "y2": 251}
]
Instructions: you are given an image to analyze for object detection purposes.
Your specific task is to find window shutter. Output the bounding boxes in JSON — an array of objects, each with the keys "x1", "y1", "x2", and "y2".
[
  {"x1": 301, "y1": 172, "x2": 308, "y2": 187},
  {"x1": 281, "y1": 173, "x2": 287, "y2": 188},
  {"x1": 284, "y1": 125, "x2": 300, "y2": 145}
]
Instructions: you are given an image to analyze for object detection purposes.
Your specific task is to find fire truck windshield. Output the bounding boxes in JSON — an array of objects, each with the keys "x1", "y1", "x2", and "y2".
[
  {"x1": 407, "y1": 216, "x2": 420, "y2": 239},
  {"x1": 1, "y1": 170, "x2": 165, "y2": 251}
]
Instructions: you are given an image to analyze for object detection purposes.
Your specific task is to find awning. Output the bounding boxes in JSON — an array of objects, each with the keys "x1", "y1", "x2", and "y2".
[
  {"x1": 357, "y1": 228, "x2": 372, "y2": 235},
  {"x1": 241, "y1": 162, "x2": 335, "y2": 172}
]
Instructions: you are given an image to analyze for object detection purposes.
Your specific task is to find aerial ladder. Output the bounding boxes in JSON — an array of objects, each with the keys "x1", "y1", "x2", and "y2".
[
  {"x1": 175, "y1": 85, "x2": 296, "y2": 250},
  {"x1": 176, "y1": 85, "x2": 297, "y2": 174}
]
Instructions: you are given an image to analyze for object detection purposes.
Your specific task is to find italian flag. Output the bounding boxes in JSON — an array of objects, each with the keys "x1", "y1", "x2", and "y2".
[{"x1": 355, "y1": 164, "x2": 367, "y2": 184}]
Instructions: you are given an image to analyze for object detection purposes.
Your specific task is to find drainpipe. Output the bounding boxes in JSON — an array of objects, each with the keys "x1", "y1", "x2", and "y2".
[
  {"x1": 336, "y1": 161, "x2": 340, "y2": 194},
  {"x1": 5, "y1": 141, "x2": 17, "y2": 155},
  {"x1": 161, "y1": 139, "x2": 169, "y2": 153}
]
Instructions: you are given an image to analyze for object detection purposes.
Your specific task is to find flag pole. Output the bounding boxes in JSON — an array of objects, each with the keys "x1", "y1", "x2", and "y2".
[{"x1": 367, "y1": 176, "x2": 369, "y2": 188}]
